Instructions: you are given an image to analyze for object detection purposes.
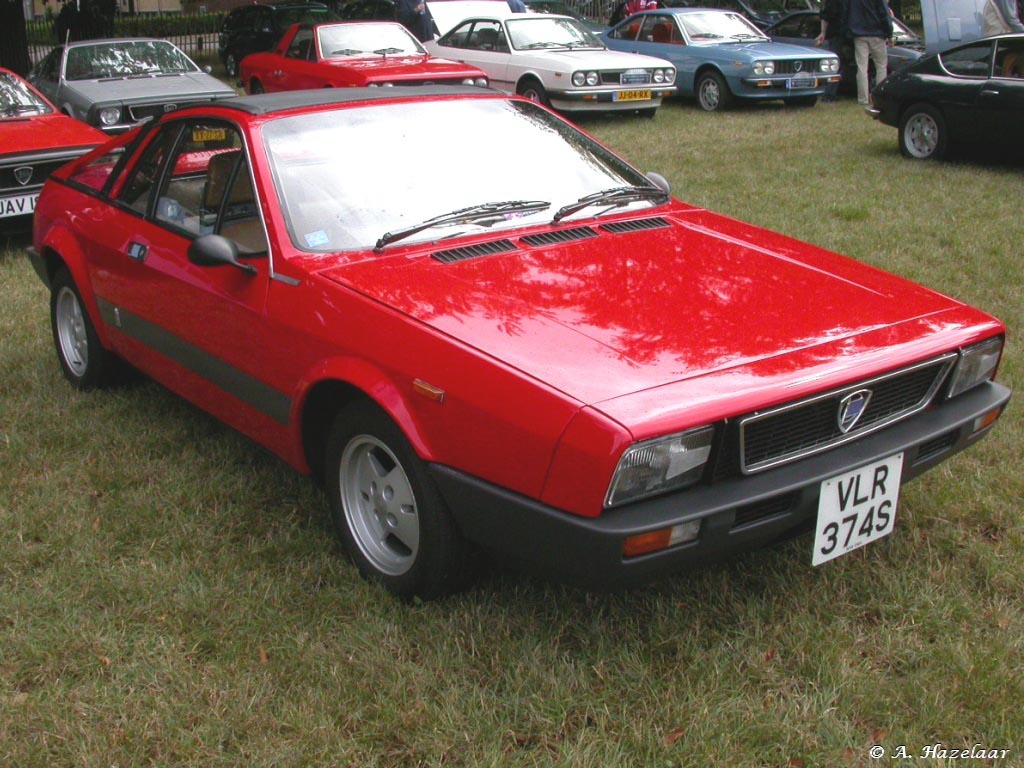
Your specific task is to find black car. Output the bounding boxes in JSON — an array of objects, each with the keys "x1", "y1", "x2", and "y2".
[
  {"x1": 218, "y1": 1, "x2": 339, "y2": 77},
  {"x1": 336, "y1": 0, "x2": 394, "y2": 21},
  {"x1": 870, "y1": 33, "x2": 1024, "y2": 160},
  {"x1": 766, "y1": 10, "x2": 923, "y2": 93}
]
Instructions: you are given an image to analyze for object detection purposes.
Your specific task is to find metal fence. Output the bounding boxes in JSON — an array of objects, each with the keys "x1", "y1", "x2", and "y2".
[{"x1": 25, "y1": 13, "x2": 224, "y2": 65}]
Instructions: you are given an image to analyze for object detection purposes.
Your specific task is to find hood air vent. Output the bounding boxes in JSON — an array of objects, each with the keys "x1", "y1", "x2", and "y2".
[
  {"x1": 520, "y1": 226, "x2": 597, "y2": 247},
  {"x1": 600, "y1": 217, "x2": 671, "y2": 234},
  {"x1": 432, "y1": 239, "x2": 518, "y2": 264}
]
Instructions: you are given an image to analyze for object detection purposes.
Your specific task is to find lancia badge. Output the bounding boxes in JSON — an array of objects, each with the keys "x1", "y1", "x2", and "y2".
[
  {"x1": 838, "y1": 389, "x2": 872, "y2": 434},
  {"x1": 14, "y1": 166, "x2": 33, "y2": 186}
]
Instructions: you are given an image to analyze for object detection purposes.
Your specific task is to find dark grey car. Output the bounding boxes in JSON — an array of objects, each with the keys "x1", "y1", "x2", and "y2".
[{"x1": 29, "y1": 38, "x2": 236, "y2": 134}]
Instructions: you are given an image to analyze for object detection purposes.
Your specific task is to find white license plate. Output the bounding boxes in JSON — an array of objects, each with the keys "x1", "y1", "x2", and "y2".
[
  {"x1": 787, "y1": 77, "x2": 816, "y2": 89},
  {"x1": 813, "y1": 453, "x2": 903, "y2": 565},
  {"x1": 614, "y1": 89, "x2": 652, "y2": 102},
  {"x1": 0, "y1": 192, "x2": 38, "y2": 219}
]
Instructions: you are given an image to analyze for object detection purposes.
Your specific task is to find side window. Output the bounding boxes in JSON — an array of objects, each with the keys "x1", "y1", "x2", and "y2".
[
  {"x1": 286, "y1": 28, "x2": 314, "y2": 59},
  {"x1": 610, "y1": 19, "x2": 641, "y2": 40},
  {"x1": 940, "y1": 41, "x2": 993, "y2": 77},
  {"x1": 995, "y1": 40, "x2": 1024, "y2": 78},
  {"x1": 118, "y1": 126, "x2": 182, "y2": 217},
  {"x1": 466, "y1": 21, "x2": 504, "y2": 51},
  {"x1": 36, "y1": 48, "x2": 61, "y2": 82},
  {"x1": 442, "y1": 22, "x2": 474, "y2": 48},
  {"x1": 640, "y1": 15, "x2": 674, "y2": 43}
]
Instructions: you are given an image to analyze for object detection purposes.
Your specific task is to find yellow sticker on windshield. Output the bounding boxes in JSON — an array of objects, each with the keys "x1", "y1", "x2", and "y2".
[{"x1": 193, "y1": 128, "x2": 227, "y2": 143}]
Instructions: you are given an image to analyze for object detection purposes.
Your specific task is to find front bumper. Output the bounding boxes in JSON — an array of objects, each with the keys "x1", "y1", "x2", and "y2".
[
  {"x1": 736, "y1": 74, "x2": 839, "y2": 99},
  {"x1": 549, "y1": 86, "x2": 675, "y2": 112},
  {"x1": 431, "y1": 380, "x2": 1010, "y2": 589}
]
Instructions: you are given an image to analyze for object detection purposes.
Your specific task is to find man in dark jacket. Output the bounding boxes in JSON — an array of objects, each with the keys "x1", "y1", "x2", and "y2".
[{"x1": 846, "y1": 0, "x2": 893, "y2": 105}]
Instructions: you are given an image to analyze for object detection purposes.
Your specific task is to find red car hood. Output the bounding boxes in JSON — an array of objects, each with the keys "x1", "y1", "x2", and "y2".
[
  {"x1": 1, "y1": 112, "x2": 105, "y2": 155},
  {"x1": 320, "y1": 205, "x2": 995, "y2": 431},
  {"x1": 330, "y1": 53, "x2": 480, "y2": 79}
]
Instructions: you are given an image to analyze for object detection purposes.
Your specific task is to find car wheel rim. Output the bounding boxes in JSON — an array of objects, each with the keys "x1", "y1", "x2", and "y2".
[
  {"x1": 226, "y1": 54, "x2": 237, "y2": 75},
  {"x1": 699, "y1": 79, "x2": 719, "y2": 110},
  {"x1": 524, "y1": 88, "x2": 541, "y2": 102},
  {"x1": 904, "y1": 113, "x2": 938, "y2": 158},
  {"x1": 339, "y1": 435, "x2": 419, "y2": 576},
  {"x1": 55, "y1": 286, "x2": 88, "y2": 377}
]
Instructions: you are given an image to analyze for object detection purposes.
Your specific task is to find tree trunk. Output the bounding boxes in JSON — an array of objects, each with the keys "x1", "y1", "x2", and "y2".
[{"x1": 0, "y1": 0, "x2": 31, "y2": 76}]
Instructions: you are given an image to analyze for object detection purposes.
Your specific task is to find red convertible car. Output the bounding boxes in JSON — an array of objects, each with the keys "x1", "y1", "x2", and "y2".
[
  {"x1": 28, "y1": 88, "x2": 1009, "y2": 599},
  {"x1": 239, "y1": 21, "x2": 488, "y2": 93},
  {"x1": 1, "y1": 67, "x2": 105, "y2": 224}
]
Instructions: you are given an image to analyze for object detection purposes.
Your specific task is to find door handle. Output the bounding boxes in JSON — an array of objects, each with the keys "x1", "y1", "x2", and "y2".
[{"x1": 127, "y1": 241, "x2": 148, "y2": 262}]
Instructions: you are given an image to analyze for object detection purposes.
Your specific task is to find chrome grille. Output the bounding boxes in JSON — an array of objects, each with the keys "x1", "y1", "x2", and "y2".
[
  {"x1": 600, "y1": 70, "x2": 652, "y2": 86},
  {"x1": 739, "y1": 354, "x2": 956, "y2": 474},
  {"x1": 774, "y1": 60, "x2": 820, "y2": 75}
]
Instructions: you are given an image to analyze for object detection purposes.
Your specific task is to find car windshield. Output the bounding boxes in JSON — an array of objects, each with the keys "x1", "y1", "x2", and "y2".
[
  {"x1": 505, "y1": 17, "x2": 603, "y2": 50},
  {"x1": 0, "y1": 73, "x2": 52, "y2": 117},
  {"x1": 262, "y1": 98, "x2": 657, "y2": 252},
  {"x1": 64, "y1": 40, "x2": 198, "y2": 80},
  {"x1": 318, "y1": 22, "x2": 425, "y2": 57},
  {"x1": 680, "y1": 11, "x2": 767, "y2": 40}
]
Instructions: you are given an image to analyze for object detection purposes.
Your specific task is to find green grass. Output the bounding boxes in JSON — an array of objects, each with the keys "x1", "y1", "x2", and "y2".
[{"x1": 2, "y1": 99, "x2": 1023, "y2": 767}]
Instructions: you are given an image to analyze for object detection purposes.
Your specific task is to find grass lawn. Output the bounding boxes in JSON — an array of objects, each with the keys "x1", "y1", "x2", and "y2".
[{"x1": 1, "y1": 98, "x2": 1022, "y2": 767}]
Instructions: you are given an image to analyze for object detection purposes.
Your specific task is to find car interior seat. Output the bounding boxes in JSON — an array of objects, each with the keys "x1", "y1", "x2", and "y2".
[{"x1": 203, "y1": 151, "x2": 266, "y2": 255}]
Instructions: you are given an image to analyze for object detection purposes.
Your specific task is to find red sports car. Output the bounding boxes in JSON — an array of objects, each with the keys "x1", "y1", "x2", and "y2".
[
  {"x1": 239, "y1": 21, "x2": 488, "y2": 93},
  {"x1": 1, "y1": 67, "x2": 105, "y2": 223},
  {"x1": 28, "y1": 88, "x2": 1009, "y2": 599}
]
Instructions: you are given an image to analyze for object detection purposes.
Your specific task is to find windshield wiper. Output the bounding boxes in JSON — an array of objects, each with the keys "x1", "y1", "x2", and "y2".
[
  {"x1": 374, "y1": 47, "x2": 404, "y2": 56},
  {"x1": 375, "y1": 200, "x2": 550, "y2": 251},
  {"x1": 729, "y1": 33, "x2": 765, "y2": 40},
  {"x1": 551, "y1": 185, "x2": 668, "y2": 224}
]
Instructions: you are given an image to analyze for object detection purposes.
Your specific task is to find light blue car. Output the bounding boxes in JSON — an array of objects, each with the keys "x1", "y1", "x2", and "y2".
[{"x1": 601, "y1": 8, "x2": 840, "y2": 110}]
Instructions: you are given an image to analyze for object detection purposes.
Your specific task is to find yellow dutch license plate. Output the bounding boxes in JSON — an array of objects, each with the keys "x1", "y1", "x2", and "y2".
[{"x1": 614, "y1": 89, "x2": 652, "y2": 102}]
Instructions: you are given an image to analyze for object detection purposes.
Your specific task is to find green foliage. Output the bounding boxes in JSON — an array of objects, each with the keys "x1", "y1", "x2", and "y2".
[{"x1": 1, "y1": 99, "x2": 1022, "y2": 766}]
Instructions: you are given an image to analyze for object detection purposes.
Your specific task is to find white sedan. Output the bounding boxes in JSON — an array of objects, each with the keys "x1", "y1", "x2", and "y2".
[{"x1": 425, "y1": 1, "x2": 675, "y2": 115}]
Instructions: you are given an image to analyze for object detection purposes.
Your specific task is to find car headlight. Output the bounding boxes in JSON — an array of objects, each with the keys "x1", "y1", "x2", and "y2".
[
  {"x1": 821, "y1": 57, "x2": 839, "y2": 73},
  {"x1": 947, "y1": 337, "x2": 1003, "y2": 399},
  {"x1": 605, "y1": 426, "x2": 714, "y2": 507},
  {"x1": 753, "y1": 61, "x2": 775, "y2": 75},
  {"x1": 653, "y1": 68, "x2": 673, "y2": 83},
  {"x1": 474, "y1": 76, "x2": 488, "y2": 87},
  {"x1": 572, "y1": 71, "x2": 586, "y2": 86},
  {"x1": 98, "y1": 107, "x2": 121, "y2": 127}
]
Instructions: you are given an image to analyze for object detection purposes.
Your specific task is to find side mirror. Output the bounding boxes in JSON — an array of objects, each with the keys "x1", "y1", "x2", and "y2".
[
  {"x1": 646, "y1": 171, "x2": 671, "y2": 195},
  {"x1": 188, "y1": 234, "x2": 257, "y2": 275}
]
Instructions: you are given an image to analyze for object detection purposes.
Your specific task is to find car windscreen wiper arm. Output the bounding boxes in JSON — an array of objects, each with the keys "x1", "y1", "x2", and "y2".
[
  {"x1": 551, "y1": 185, "x2": 669, "y2": 224},
  {"x1": 375, "y1": 200, "x2": 551, "y2": 251}
]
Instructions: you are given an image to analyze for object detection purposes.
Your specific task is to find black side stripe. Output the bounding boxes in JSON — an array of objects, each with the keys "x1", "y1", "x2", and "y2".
[{"x1": 97, "y1": 298, "x2": 292, "y2": 426}]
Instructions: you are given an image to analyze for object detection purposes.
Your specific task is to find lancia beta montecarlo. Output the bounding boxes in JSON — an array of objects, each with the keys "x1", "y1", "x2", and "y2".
[{"x1": 28, "y1": 88, "x2": 1010, "y2": 599}]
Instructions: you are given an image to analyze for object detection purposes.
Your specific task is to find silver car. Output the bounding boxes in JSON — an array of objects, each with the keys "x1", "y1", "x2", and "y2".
[{"x1": 29, "y1": 38, "x2": 236, "y2": 134}]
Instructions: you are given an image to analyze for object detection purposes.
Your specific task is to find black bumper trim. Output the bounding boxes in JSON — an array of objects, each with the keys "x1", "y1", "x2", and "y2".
[{"x1": 430, "y1": 381, "x2": 1010, "y2": 589}]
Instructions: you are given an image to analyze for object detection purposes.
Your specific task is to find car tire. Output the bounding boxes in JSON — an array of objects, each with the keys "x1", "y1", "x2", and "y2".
[
  {"x1": 517, "y1": 78, "x2": 551, "y2": 108},
  {"x1": 225, "y1": 52, "x2": 239, "y2": 78},
  {"x1": 249, "y1": 78, "x2": 264, "y2": 95},
  {"x1": 696, "y1": 71, "x2": 732, "y2": 112},
  {"x1": 50, "y1": 267, "x2": 120, "y2": 390},
  {"x1": 325, "y1": 401, "x2": 471, "y2": 600},
  {"x1": 899, "y1": 103, "x2": 947, "y2": 160}
]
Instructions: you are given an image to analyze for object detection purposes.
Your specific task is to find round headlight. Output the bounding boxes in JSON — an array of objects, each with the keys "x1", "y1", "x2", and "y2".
[
  {"x1": 764, "y1": 61, "x2": 775, "y2": 75},
  {"x1": 586, "y1": 71, "x2": 599, "y2": 86},
  {"x1": 475, "y1": 77, "x2": 489, "y2": 87},
  {"x1": 653, "y1": 69, "x2": 665, "y2": 83},
  {"x1": 98, "y1": 107, "x2": 120, "y2": 127},
  {"x1": 824, "y1": 57, "x2": 839, "y2": 72},
  {"x1": 572, "y1": 71, "x2": 586, "y2": 87}
]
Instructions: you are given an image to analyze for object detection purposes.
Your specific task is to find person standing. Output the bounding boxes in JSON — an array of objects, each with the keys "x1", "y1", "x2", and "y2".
[
  {"x1": 815, "y1": 0, "x2": 848, "y2": 102},
  {"x1": 846, "y1": 0, "x2": 893, "y2": 105},
  {"x1": 982, "y1": 0, "x2": 1024, "y2": 35}
]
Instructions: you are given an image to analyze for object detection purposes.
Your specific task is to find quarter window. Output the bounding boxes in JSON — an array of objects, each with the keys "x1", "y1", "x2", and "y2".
[{"x1": 940, "y1": 41, "x2": 993, "y2": 78}]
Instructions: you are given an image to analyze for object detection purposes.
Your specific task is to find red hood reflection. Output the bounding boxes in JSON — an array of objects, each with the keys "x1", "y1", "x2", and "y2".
[{"x1": 320, "y1": 206, "x2": 973, "y2": 410}]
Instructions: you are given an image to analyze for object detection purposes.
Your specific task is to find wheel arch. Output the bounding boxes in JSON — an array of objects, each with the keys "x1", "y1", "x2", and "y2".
[
  {"x1": 294, "y1": 358, "x2": 436, "y2": 481},
  {"x1": 36, "y1": 227, "x2": 113, "y2": 349}
]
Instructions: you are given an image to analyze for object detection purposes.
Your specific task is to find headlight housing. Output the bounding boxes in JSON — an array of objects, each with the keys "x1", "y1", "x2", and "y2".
[
  {"x1": 820, "y1": 57, "x2": 840, "y2": 73},
  {"x1": 572, "y1": 70, "x2": 600, "y2": 87},
  {"x1": 605, "y1": 426, "x2": 714, "y2": 507},
  {"x1": 98, "y1": 106, "x2": 121, "y2": 127},
  {"x1": 653, "y1": 67, "x2": 674, "y2": 83},
  {"x1": 947, "y1": 337, "x2": 1003, "y2": 399},
  {"x1": 752, "y1": 61, "x2": 775, "y2": 75},
  {"x1": 461, "y1": 76, "x2": 489, "y2": 86}
]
